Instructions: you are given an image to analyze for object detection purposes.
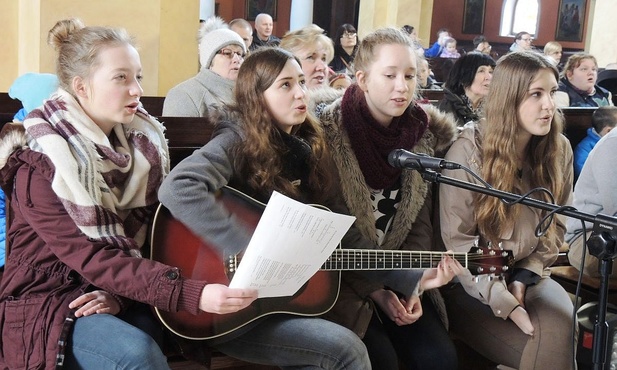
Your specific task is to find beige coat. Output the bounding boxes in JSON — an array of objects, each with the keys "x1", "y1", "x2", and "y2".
[{"x1": 439, "y1": 124, "x2": 573, "y2": 319}]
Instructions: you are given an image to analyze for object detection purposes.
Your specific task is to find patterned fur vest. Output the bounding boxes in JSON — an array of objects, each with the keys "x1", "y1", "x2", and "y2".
[{"x1": 311, "y1": 87, "x2": 458, "y2": 337}]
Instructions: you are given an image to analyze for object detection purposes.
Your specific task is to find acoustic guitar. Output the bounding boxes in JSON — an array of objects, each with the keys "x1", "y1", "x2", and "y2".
[{"x1": 150, "y1": 186, "x2": 514, "y2": 340}]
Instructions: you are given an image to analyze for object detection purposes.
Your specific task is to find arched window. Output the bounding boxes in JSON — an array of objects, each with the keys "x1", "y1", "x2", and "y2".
[{"x1": 500, "y1": 0, "x2": 539, "y2": 37}]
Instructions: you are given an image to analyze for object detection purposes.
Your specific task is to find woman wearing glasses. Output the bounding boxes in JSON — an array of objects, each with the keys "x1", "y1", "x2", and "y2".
[
  {"x1": 509, "y1": 31, "x2": 534, "y2": 52},
  {"x1": 163, "y1": 17, "x2": 246, "y2": 117},
  {"x1": 329, "y1": 24, "x2": 359, "y2": 75}
]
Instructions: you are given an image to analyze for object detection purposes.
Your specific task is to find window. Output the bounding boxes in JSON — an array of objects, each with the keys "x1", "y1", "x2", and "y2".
[{"x1": 500, "y1": 0, "x2": 539, "y2": 37}]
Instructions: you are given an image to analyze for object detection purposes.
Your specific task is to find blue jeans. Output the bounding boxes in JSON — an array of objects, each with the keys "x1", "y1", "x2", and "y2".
[
  {"x1": 63, "y1": 307, "x2": 169, "y2": 370},
  {"x1": 214, "y1": 315, "x2": 371, "y2": 369}
]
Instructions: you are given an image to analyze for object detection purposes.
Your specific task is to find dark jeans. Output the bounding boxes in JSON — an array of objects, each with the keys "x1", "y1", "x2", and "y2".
[{"x1": 362, "y1": 295, "x2": 457, "y2": 370}]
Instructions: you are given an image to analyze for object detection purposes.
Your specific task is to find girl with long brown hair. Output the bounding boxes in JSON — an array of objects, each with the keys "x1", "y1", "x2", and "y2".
[
  {"x1": 160, "y1": 44, "x2": 460, "y2": 368},
  {"x1": 159, "y1": 47, "x2": 373, "y2": 369}
]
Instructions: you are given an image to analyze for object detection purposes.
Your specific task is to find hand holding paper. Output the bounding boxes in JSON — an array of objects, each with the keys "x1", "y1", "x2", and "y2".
[{"x1": 229, "y1": 191, "x2": 356, "y2": 298}]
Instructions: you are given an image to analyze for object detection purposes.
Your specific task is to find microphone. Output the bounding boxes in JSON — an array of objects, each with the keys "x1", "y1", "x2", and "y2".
[{"x1": 388, "y1": 149, "x2": 461, "y2": 170}]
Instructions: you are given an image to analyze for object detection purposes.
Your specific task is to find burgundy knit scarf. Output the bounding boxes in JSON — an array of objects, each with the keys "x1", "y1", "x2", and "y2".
[{"x1": 341, "y1": 83, "x2": 429, "y2": 189}]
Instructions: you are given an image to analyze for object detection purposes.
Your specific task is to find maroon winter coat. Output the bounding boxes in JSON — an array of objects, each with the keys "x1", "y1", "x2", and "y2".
[{"x1": 0, "y1": 148, "x2": 206, "y2": 369}]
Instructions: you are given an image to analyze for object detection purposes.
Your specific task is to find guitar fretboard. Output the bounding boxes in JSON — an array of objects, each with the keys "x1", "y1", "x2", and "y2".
[{"x1": 322, "y1": 249, "x2": 470, "y2": 270}]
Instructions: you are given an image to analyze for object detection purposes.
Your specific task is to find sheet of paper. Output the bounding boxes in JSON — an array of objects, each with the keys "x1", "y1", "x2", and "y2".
[{"x1": 229, "y1": 191, "x2": 356, "y2": 298}]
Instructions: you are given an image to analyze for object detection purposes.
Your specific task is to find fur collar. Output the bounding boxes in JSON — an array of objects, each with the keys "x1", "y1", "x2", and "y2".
[
  {"x1": 0, "y1": 124, "x2": 27, "y2": 170},
  {"x1": 316, "y1": 96, "x2": 458, "y2": 250}
]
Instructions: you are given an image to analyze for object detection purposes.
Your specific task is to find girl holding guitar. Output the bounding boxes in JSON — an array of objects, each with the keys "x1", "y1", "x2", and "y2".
[{"x1": 158, "y1": 47, "x2": 462, "y2": 369}]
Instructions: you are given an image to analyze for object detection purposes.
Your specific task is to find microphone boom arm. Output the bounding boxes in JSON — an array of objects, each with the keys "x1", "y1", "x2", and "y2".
[{"x1": 421, "y1": 168, "x2": 617, "y2": 369}]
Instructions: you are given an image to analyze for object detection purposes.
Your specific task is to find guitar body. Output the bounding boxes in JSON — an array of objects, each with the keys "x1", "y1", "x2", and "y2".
[
  {"x1": 150, "y1": 186, "x2": 514, "y2": 340},
  {"x1": 150, "y1": 187, "x2": 340, "y2": 340}
]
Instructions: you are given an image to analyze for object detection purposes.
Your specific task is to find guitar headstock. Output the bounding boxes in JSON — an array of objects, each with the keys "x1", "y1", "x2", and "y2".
[{"x1": 467, "y1": 247, "x2": 514, "y2": 276}]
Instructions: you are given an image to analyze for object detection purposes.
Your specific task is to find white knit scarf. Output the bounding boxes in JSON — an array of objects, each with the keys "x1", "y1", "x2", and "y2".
[{"x1": 23, "y1": 89, "x2": 169, "y2": 255}]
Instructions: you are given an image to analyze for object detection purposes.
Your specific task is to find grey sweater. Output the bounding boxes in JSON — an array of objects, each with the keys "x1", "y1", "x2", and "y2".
[
  {"x1": 162, "y1": 69, "x2": 235, "y2": 117},
  {"x1": 566, "y1": 128, "x2": 617, "y2": 240}
]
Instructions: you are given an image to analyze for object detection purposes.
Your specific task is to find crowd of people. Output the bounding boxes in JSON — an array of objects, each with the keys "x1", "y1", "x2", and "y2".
[{"x1": 1, "y1": 10, "x2": 617, "y2": 370}]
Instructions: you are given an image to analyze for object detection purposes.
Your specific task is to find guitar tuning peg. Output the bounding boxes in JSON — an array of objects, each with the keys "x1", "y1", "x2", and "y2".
[
  {"x1": 473, "y1": 276, "x2": 480, "y2": 283},
  {"x1": 476, "y1": 267, "x2": 484, "y2": 274},
  {"x1": 501, "y1": 266, "x2": 509, "y2": 272},
  {"x1": 489, "y1": 266, "x2": 496, "y2": 273}
]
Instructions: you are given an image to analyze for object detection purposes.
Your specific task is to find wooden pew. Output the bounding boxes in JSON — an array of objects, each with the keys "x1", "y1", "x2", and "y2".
[
  {"x1": 0, "y1": 93, "x2": 166, "y2": 123},
  {"x1": 418, "y1": 89, "x2": 444, "y2": 105},
  {"x1": 561, "y1": 107, "x2": 595, "y2": 151},
  {"x1": 0, "y1": 93, "x2": 22, "y2": 117},
  {"x1": 0, "y1": 92, "x2": 22, "y2": 124},
  {"x1": 142, "y1": 96, "x2": 166, "y2": 117},
  {"x1": 426, "y1": 57, "x2": 456, "y2": 84},
  {"x1": 157, "y1": 116, "x2": 214, "y2": 169}
]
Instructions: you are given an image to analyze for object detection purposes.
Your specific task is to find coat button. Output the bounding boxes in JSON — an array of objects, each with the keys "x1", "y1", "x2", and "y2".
[{"x1": 165, "y1": 269, "x2": 179, "y2": 280}]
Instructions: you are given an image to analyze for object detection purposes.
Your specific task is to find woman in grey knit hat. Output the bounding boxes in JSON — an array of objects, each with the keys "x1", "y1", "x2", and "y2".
[{"x1": 163, "y1": 17, "x2": 246, "y2": 117}]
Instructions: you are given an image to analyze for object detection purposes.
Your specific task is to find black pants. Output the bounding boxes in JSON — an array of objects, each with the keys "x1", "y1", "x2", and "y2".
[{"x1": 362, "y1": 295, "x2": 457, "y2": 370}]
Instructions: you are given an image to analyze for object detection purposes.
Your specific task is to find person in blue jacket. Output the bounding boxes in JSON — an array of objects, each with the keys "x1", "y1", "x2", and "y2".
[
  {"x1": 2, "y1": 72, "x2": 59, "y2": 267},
  {"x1": 574, "y1": 106, "x2": 617, "y2": 179},
  {"x1": 424, "y1": 28, "x2": 450, "y2": 58}
]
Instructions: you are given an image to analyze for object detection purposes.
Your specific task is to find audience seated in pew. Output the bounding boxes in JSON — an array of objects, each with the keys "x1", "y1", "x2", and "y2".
[
  {"x1": 0, "y1": 72, "x2": 59, "y2": 274},
  {"x1": 437, "y1": 53, "x2": 495, "y2": 127},
  {"x1": 555, "y1": 53, "x2": 614, "y2": 108},
  {"x1": 280, "y1": 24, "x2": 334, "y2": 89}
]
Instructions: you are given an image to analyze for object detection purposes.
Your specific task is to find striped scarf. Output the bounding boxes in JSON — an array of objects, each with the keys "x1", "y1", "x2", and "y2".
[{"x1": 24, "y1": 89, "x2": 169, "y2": 256}]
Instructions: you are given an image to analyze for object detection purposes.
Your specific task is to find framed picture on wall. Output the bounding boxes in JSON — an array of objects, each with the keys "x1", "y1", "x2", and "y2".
[
  {"x1": 246, "y1": 0, "x2": 277, "y2": 21},
  {"x1": 462, "y1": 0, "x2": 486, "y2": 34},
  {"x1": 556, "y1": 0, "x2": 586, "y2": 42}
]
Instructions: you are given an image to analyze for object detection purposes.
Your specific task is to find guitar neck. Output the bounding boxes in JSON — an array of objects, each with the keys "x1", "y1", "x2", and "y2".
[{"x1": 322, "y1": 249, "x2": 468, "y2": 271}]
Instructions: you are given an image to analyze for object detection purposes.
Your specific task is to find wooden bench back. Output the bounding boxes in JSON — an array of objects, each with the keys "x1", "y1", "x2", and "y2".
[
  {"x1": 426, "y1": 57, "x2": 456, "y2": 84},
  {"x1": 0, "y1": 93, "x2": 167, "y2": 124},
  {"x1": 561, "y1": 107, "x2": 595, "y2": 151},
  {"x1": 142, "y1": 96, "x2": 165, "y2": 117},
  {"x1": 418, "y1": 89, "x2": 444, "y2": 105},
  {"x1": 156, "y1": 116, "x2": 215, "y2": 168},
  {"x1": 0, "y1": 93, "x2": 22, "y2": 117}
]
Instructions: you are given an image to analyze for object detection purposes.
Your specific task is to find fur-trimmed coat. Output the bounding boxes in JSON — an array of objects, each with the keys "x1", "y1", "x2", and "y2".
[
  {"x1": 0, "y1": 123, "x2": 205, "y2": 369},
  {"x1": 311, "y1": 88, "x2": 458, "y2": 337}
]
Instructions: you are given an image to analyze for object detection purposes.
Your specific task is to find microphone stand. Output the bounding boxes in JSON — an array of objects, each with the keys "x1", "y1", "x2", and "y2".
[{"x1": 420, "y1": 168, "x2": 617, "y2": 370}]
